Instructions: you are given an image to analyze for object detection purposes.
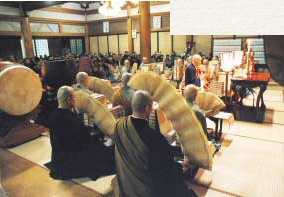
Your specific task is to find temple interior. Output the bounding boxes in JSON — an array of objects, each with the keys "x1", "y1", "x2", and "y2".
[{"x1": 0, "y1": 1, "x2": 284, "y2": 197}]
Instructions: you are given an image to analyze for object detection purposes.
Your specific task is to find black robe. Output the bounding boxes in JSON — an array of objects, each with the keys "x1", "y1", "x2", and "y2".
[{"x1": 47, "y1": 108, "x2": 115, "y2": 179}]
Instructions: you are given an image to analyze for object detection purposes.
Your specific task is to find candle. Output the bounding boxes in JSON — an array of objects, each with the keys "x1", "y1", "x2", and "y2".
[{"x1": 247, "y1": 39, "x2": 251, "y2": 71}]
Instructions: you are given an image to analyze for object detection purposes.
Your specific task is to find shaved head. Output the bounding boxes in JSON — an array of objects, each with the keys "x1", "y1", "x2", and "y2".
[
  {"x1": 131, "y1": 90, "x2": 153, "y2": 115},
  {"x1": 184, "y1": 84, "x2": 200, "y2": 103},
  {"x1": 124, "y1": 59, "x2": 130, "y2": 68},
  {"x1": 121, "y1": 73, "x2": 132, "y2": 86},
  {"x1": 57, "y1": 86, "x2": 75, "y2": 109},
  {"x1": 76, "y1": 72, "x2": 89, "y2": 87}
]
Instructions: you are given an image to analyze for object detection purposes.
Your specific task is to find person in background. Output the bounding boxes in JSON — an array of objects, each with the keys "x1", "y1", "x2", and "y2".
[
  {"x1": 200, "y1": 58, "x2": 210, "y2": 90},
  {"x1": 185, "y1": 54, "x2": 202, "y2": 87},
  {"x1": 114, "y1": 90, "x2": 198, "y2": 197},
  {"x1": 179, "y1": 56, "x2": 192, "y2": 90},
  {"x1": 139, "y1": 57, "x2": 148, "y2": 70},
  {"x1": 109, "y1": 64, "x2": 121, "y2": 83},
  {"x1": 121, "y1": 51, "x2": 130, "y2": 65},
  {"x1": 9, "y1": 55, "x2": 17, "y2": 63},
  {"x1": 23, "y1": 58, "x2": 34, "y2": 70},
  {"x1": 92, "y1": 64, "x2": 105, "y2": 79},
  {"x1": 185, "y1": 41, "x2": 193, "y2": 57},
  {"x1": 170, "y1": 51, "x2": 176, "y2": 68},
  {"x1": 165, "y1": 54, "x2": 172, "y2": 68},
  {"x1": 79, "y1": 54, "x2": 94, "y2": 75},
  {"x1": 112, "y1": 73, "x2": 135, "y2": 116},
  {"x1": 209, "y1": 56, "x2": 220, "y2": 80},
  {"x1": 120, "y1": 59, "x2": 131, "y2": 74}
]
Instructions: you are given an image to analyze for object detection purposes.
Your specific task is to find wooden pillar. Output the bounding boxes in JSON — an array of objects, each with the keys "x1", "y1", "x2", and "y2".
[
  {"x1": 139, "y1": 1, "x2": 151, "y2": 63},
  {"x1": 127, "y1": 2, "x2": 134, "y2": 55},
  {"x1": 85, "y1": 23, "x2": 90, "y2": 54},
  {"x1": 21, "y1": 17, "x2": 34, "y2": 58}
]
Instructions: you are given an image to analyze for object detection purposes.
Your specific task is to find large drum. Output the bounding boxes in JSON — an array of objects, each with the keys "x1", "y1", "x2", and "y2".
[
  {"x1": 0, "y1": 62, "x2": 42, "y2": 116},
  {"x1": 41, "y1": 59, "x2": 77, "y2": 89}
]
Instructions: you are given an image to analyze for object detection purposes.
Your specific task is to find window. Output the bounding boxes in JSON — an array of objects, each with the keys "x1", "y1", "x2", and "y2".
[
  {"x1": 249, "y1": 38, "x2": 266, "y2": 64},
  {"x1": 70, "y1": 39, "x2": 83, "y2": 55},
  {"x1": 20, "y1": 39, "x2": 36, "y2": 58},
  {"x1": 213, "y1": 37, "x2": 266, "y2": 64},
  {"x1": 20, "y1": 39, "x2": 26, "y2": 58},
  {"x1": 34, "y1": 39, "x2": 49, "y2": 57},
  {"x1": 213, "y1": 38, "x2": 242, "y2": 57}
]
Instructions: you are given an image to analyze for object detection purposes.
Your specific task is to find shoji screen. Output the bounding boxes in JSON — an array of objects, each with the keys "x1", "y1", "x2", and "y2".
[
  {"x1": 151, "y1": 32, "x2": 158, "y2": 55},
  {"x1": 173, "y1": 35, "x2": 186, "y2": 55},
  {"x1": 119, "y1": 34, "x2": 128, "y2": 54},
  {"x1": 90, "y1": 36, "x2": 98, "y2": 55},
  {"x1": 98, "y1": 36, "x2": 108, "y2": 55},
  {"x1": 108, "y1": 35, "x2": 119, "y2": 54},
  {"x1": 159, "y1": 31, "x2": 171, "y2": 55},
  {"x1": 134, "y1": 33, "x2": 140, "y2": 54}
]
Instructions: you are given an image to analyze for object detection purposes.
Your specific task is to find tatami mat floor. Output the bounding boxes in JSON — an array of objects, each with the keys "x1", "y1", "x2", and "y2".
[
  {"x1": 3, "y1": 118, "x2": 283, "y2": 197},
  {"x1": 1, "y1": 88, "x2": 284, "y2": 197},
  {"x1": 7, "y1": 136, "x2": 115, "y2": 196}
]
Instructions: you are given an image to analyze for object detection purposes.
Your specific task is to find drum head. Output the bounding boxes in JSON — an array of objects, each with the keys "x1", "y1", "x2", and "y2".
[
  {"x1": 0, "y1": 61, "x2": 15, "y2": 70},
  {"x1": 0, "y1": 65, "x2": 42, "y2": 115}
]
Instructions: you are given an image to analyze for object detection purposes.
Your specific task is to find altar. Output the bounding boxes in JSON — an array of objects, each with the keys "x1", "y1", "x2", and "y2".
[{"x1": 231, "y1": 72, "x2": 270, "y2": 122}]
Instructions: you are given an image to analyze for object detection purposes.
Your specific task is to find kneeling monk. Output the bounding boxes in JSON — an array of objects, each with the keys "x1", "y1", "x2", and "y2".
[
  {"x1": 48, "y1": 86, "x2": 115, "y2": 180},
  {"x1": 114, "y1": 90, "x2": 197, "y2": 197}
]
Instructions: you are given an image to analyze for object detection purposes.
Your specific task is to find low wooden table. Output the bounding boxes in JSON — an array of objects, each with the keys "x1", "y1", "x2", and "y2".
[
  {"x1": 208, "y1": 111, "x2": 234, "y2": 142},
  {"x1": 231, "y1": 72, "x2": 270, "y2": 122}
]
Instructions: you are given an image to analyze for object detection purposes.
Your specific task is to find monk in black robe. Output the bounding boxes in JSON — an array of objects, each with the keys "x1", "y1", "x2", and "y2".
[{"x1": 48, "y1": 86, "x2": 115, "y2": 180}]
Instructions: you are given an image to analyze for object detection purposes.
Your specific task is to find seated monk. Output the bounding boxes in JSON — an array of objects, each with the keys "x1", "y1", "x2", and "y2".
[
  {"x1": 73, "y1": 72, "x2": 93, "y2": 94},
  {"x1": 73, "y1": 72, "x2": 97, "y2": 129},
  {"x1": 112, "y1": 73, "x2": 135, "y2": 116},
  {"x1": 184, "y1": 84, "x2": 209, "y2": 140},
  {"x1": 114, "y1": 90, "x2": 197, "y2": 197},
  {"x1": 47, "y1": 86, "x2": 115, "y2": 180}
]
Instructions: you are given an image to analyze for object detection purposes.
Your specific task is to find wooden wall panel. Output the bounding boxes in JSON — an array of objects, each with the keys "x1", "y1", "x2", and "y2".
[
  {"x1": 90, "y1": 23, "x2": 103, "y2": 35},
  {"x1": 193, "y1": 35, "x2": 212, "y2": 56},
  {"x1": 119, "y1": 34, "x2": 128, "y2": 54},
  {"x1": 161, "y1": 15, "x2": 170, "y2": 28},
  {"x1": 98, "y1": 36, "x2": 108, "y2": 55},
  {"x1": 159, "y1": 31, "x2": 171, "y2": 55},
  {"x1": 90, "y1": 36, "x2": 98, "y2": 55},
  {"x1": 173, "y1": 35, "x2": 186, "y2": 55},
  {"x1": 151, "y1": 32, "x2": 157, "y2": 55},
  {"x1": 108, "y1": 35, "x2": 118, "y2": 54},
  {"x1": 132, "y1": 19, "x2": 140, "y2": 32},
  {"x1": 213, "y1": 35, "x2": 234, "y2": 39},
  {"x1": 0, "y1": 36, "x2": 22, "y2": 60},
  {"x1": 110, "y1": 21, "x2": 127, "y2": 33},
  {"x1": 48, "y1": 38, "x2": 62, "y2": 56},
  {"x1": 134, "y1": 33, "x2": 140, "y2": 54}
]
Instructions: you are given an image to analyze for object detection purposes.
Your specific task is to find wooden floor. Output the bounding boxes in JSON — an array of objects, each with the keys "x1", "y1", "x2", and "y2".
[{"x1": 0, "y1": 149, "x2": 102, "y2": 197}]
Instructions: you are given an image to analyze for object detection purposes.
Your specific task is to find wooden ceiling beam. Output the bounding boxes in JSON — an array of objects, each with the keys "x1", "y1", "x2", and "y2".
[
  {"x1": 39, "y1": 7, "x2": 86, "y2": 15},
  {"x1": 0, "y1": 2, "x2": 19, "y2": 8},
  {"x1": 22, "y1": 1, "x2": 67, "y2": 12}
]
